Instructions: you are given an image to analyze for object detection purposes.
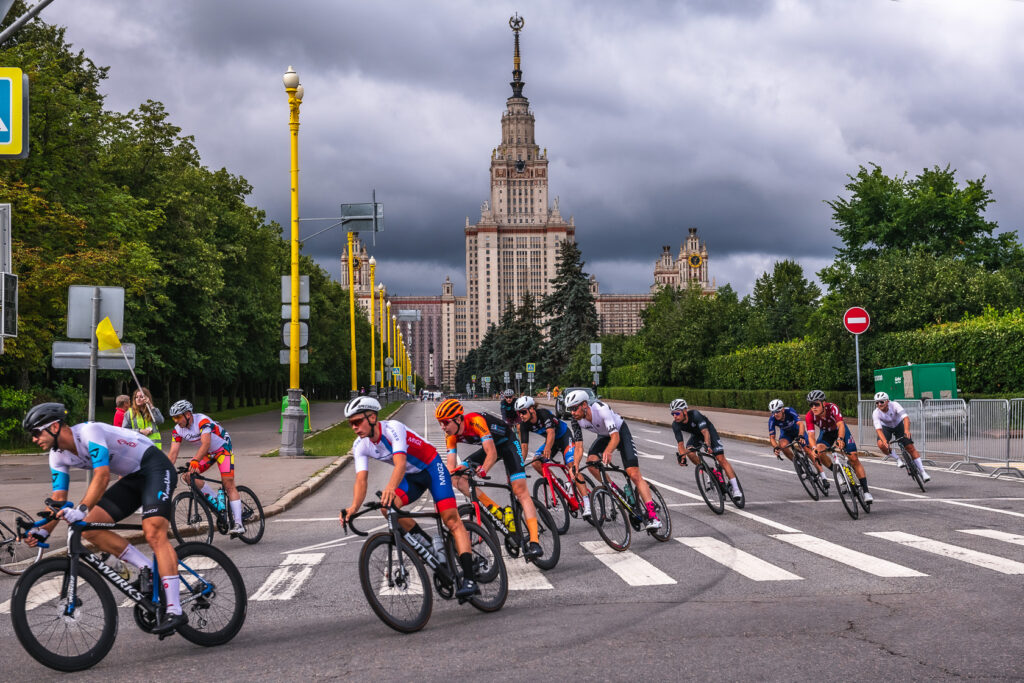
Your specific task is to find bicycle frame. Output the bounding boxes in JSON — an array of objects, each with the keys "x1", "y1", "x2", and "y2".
[
  {"x1": 181, "y1": 469, "x2": 229, "y2": 526},
  {"x1": 459, "y1": 471, "x2": 518, "y2": 540},
  {"x1": 587, "y1": 460, "x2": 645, "y2": 524},
  {"x1": 693, "y1": 448, "x2": 729, "y2": 498},
  {"x1": 533, "y1": 457, "x2": 584, "y2": 513},
  {"x1": 346, "y1": 503, "x2": 460, "y2": 587}
]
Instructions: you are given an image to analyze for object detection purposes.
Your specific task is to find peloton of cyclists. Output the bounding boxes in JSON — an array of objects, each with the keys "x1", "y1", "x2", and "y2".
[
  {"x1": 804, "y1": 390, "x2": 873, "y2": 504},
  {"x1": 872, "y1": 391, "x2": 930, "y2": 482},
  {"x1": 768, "y1": 398, "x2": 830, "y2": 492},
  {"x1": 670, "y1": 398, "x2": 744, "y2": 502}
]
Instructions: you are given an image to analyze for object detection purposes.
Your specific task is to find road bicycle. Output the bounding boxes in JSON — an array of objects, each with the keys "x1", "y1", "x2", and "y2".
[
  {"x1": 890, "y1": 437, "x2": 927, "y2": 492},
  {"x1": 10, "y1": 500, "x2": 247, "y2": 672},
  {"x1": 691, "y1": 446, "x2": 745, "y2": 514},
  {"x1": 528, "y1": 452, "x2": 597, "y2": 534},
  {"x1": 455, "y1": 465, "x2": 561, "y2": 570},
  {"x1": 586, "y1": 460, "x2": 672, "y2": 552},
  {"x1": 0, "y1": 505, "x2": 42, "y2": 575},
  {"x1": 777, "y1": 443, "x2": 830, "y2": 501},
  {"x1": 343, "y1": 494, "x2": 508, "y2": 634},
  {"x1": 170, "y1": 466, "x2": 265, "y2": 545},
  {"x1": 822, "y1": 443, "x2": 871, "y2": 520}
]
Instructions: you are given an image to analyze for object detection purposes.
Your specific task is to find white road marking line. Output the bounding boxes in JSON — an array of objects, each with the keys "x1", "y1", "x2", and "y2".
[
  {"x1": 251, "y1": 553, "x2": 325, "y2": 600},
  {"x1": 667, "y1": 502, "x2": 709, "y2": 507},
  {"x1": 642, "y1": 439, "x2": 677, "y2": 449},
  {"x1": 274, "y1": 517, "x2": 345, "y2": 523},
  {"x1": 926, "y1": 499, "x2": 1024, "y2": 520},
  {"x1": 959, "y1": 529, "x2": 1024, "y2": 546},
  {"x1": 646, "y1": 477, "x2": 801, "y2": 533},
  {"x1": 580, "y1": 541, "x2": 676, "y2": 586},
  {"x1": 637, "y1": 453, "x2": 664, "y2": 460},
  {"x1": 633, "y1": 426, "x2": 660, "y2": 434},
  {"x1": 281, "y1": 523, "x2": 386, "y2": 555},
  {"x1": 676, "y1": 537, "x2": 802, "y2": 581},
  {"x1": 867, "y1": 531, "x2": 1024, "y2": 574},
  {"x1": 0, "y1": 576, "x2": 64, "y2": 614},
  {"x1": 503, "y1": 549, "x2": 554, "y2": 590},
  {"x1": 772, "y1": 532, "x2": 925, "y2": 577}
]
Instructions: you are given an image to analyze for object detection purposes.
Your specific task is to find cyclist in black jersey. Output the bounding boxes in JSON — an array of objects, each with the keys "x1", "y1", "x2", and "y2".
[
  {"x1": 669, "y1": 399, "x2": 743, "y2": 501},
  {"x1": 515, "y1": 396, "x2": 590, "y2": 518},
  {"x1": 499, "y1": 389, "x2": 519, "y2": 428}
]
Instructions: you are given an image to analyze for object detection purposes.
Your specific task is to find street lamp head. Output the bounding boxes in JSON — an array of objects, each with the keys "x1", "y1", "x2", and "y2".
[
  {"x1": 283, "y1": 66, "x2": 299, "y2": 90},
  {"x1": 295, "y1": 83, "x2": 304, "y2": 101},
  {"x1": 369, "y1": 256, "x2": 376, "y2": 266}
]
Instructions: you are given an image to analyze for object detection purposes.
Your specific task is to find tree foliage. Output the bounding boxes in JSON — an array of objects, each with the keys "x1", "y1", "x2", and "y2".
[{"x1": 540, "y1": 240, "x2": 598, "y2": 378}]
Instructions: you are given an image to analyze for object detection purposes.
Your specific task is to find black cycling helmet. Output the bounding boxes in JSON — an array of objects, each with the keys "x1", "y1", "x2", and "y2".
[{"x1": 23, "y1": 403, "x2": 68, "y2": 432}]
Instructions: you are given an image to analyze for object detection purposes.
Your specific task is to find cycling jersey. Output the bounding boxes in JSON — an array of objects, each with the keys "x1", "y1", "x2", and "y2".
[
  {"x1": 499, "y1": 399, "x2": 520, "y2": 426},
  {"x1": 671, "y1": 409, "x2": 721, "y2": 444},
  {"x1": 768, "y1": 407, "x2": 803, "y2": 438},
  {"x1": 569, "y1": 401, "x2": 622, "y2": 440},
  {"x1": 49, "y1": 423, "x2": 156, "y2": 492},
  {"x1": 353, "y1": 419, "x2": 441, "y2": 474},
  {"x1": 172, "y1": 412, "x2": 232, "y2": 453},
  {"x1": 445, "y1": 411, "x2": 515, "y2": 452},
  {"x1": 805, "y1": 403, "x2": 845, "y2": 433},
  {"x1": 520, "y1": 408, "x2": 573, "y2": 462},
  {"x1": 872, "y1": 401, "x2": 909, "y2": 430}
]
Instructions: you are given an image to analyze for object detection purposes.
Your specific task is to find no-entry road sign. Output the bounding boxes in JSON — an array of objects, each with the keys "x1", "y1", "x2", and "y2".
[{"x1": 843, "y1": 307, "x2": 870, "y2": 335}]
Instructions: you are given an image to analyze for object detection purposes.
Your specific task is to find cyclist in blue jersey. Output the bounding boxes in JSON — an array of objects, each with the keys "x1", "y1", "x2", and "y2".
[
  {"x1": 768, "y1": 398, "x2": 830, "y2": 491},
  {"x1": 515, "y1": 396, "x2": 591, "y2": 519}
]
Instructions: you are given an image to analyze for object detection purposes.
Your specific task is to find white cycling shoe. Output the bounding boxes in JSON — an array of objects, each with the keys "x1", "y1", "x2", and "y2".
[{"x1": 862, "y1": 491, "x2": 874, "y2": 504}]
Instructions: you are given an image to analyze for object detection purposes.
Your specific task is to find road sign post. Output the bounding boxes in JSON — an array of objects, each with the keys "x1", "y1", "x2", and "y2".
[
  {"x1": 590, "y1": 343, "x2": 603, "y2": 389},
  {"x1": 843, "y1": 307, "x2": 871, "y2": 403}
]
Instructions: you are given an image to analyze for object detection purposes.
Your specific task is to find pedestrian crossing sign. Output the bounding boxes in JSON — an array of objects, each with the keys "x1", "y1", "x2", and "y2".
[{"x1": 0, "y1": 68, "x2": 28, "y2": 158}]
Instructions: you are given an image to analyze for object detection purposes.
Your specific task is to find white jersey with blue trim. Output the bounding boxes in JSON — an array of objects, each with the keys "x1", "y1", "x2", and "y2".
[
  {"x1": 352, "y1": 419, "x2": 439, "y2": 474},
  {"x1": 49, "y1": 422, "x2": 155, "y2": 491}
]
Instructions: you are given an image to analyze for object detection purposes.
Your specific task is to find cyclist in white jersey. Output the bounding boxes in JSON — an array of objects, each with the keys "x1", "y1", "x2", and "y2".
[
  {"x1": 564, "y1": 390, "x2": 662, "y2": 530},
  {"x1": 871, "y1": 392, "x2": 930, "y2": 482},
  {"x1": 21, "y1": 403, "x2": 186, "y2": 633},
  {"x1": 167, "y1": 400, "x2": 246, "y2": 536}
]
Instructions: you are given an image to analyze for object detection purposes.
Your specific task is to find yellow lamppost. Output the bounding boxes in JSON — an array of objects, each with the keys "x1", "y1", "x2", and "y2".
[
  {"x1": 368, "y1": 257, "x2": 376, "y2": 395},
  {"x1": 281, "y1": 65, "x2": 305, "y2": 457},
  {"x1": 377, "y1": 283, "x2": 385, "y2": 392},
  {"x1": 347, "y1": 231, "x2": 358, "y2": 396},
  {"x1": 391, "y1": 313, "x2": 397, "y2": 391},
  {"x1": 386, "y1": 301, "x2": 392, "y2": 389}
]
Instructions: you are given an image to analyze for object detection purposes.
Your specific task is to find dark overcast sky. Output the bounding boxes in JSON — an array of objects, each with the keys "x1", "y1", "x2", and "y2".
[{"x1": 46, "y1": 0, "x2": 1024, "y2": 296}]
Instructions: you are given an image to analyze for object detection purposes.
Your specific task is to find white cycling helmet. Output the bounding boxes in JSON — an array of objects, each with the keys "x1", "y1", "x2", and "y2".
[
  {"x1": 169, "y1": 399, "x2": 193, "y2": 417},
  {"x1": 806, "y1": 389, "x2": 826, "y2": 403},
  {"x1": 514, "y1": 396, "x2": 535, "y2": 411},
  {"x1": 502, "y1": 388, "x2": 515, "y2": 398},
  {"x1": 874, "y1": 391, "x2": 889, "y2": 402},
  {"x1": 563, "y1": 389, "x2": 590, "y2": 410},
  {"x1": 670, "y1": 398, "x2": 688, "y2": 412},
  {"x1": 768, "y1": 399, "x2": 785, "y2": 412},
  {"x1": 344, "y1": 396, "x2": 381, "y2": 418}
]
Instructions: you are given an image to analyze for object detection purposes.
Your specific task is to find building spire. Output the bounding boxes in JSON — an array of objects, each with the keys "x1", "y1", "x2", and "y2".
[{"x1": 509, "y1": 13, "x2": 525, "y2": 98}]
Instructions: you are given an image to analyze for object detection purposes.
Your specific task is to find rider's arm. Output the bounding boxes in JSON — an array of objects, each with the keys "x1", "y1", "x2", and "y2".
[
  {"x1": 479, "y1": 438, "x2": 500, "y2": 474},
  {"x1": 166, "y1": 439, "x2": 181, "y2": 465},
  {"x1": 542, "y1": 427, "x2": 555, "y2": 458},
  {"x1": 701, "y1": 427, "x2": 713, "y2": 447},
  {"x1": 804, "y1": 411, "x2": 818, "y2": 448},
  {"x1": 902, "y1": 414, "x2": 912, "y2": 438},
  {"x1": 603, "y1": 430, "x2": 620, "y2": 462},
  {"x1": 194, "y1": 431, "x2": 212, "y2": 464},
  {"x1": 77, "y1": 439, "x2": 112, "y2": 509},
  {"x1": 381, "y1": 453, "x2": 407, "y2": 506},
  {"x1": 345, "y1": 470, "x2": 369, "y2": 520},
  {"x1": 444, "y1": 432, "x2": 458, "y2": 472}
]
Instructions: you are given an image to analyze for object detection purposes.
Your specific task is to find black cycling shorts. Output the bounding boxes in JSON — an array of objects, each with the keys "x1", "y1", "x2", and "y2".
[
  {"x1": 881, "y1": 424, "x2": 913, "y2": 445},
  {"x1": 586, "y1": 421, "x2": 640, "y2": 469},
  {"x1": 97, "y1": 447, "x2": 176, "y2": 522},
  {"x1": 687, "y1": 434, "x2": 725, "y2": 456},
  {"x1": 464, "y1": 439, "x2": 527, "y2": 482}
]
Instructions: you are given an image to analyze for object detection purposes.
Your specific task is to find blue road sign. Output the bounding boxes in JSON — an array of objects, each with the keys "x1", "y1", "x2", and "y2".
[{"x1": 0, "y1": 68, "x2": 27, "y2": 158}]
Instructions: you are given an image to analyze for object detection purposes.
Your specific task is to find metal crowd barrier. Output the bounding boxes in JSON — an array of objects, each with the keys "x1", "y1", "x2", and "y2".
[
  {"x1": 964, "y1": 399, "x2": 1008, "y2": 475},
  {"x1": 992, "y1": 398, "x2": 1024, "y2": 479},
  {"x1": 856, "y1": 399, "x2": 933, "y2": 465},
  {"x1": 921, "y1": 398, "x2": 969, "y2": 469}
]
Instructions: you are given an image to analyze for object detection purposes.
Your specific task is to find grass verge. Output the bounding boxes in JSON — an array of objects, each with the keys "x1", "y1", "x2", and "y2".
[{"x1": 263, "y1": 401, "x2": 404, "y2": 458}]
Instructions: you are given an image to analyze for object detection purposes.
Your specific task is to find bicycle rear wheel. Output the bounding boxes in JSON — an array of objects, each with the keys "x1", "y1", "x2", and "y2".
[
  {"x1": 730, "y1": 472, "x2": 746, "y2": 509},
  {"x1": 0, "y1": 506, "x2": 42, "y2": 575},
  {"x1": 359, "y1": 532, "x2": 432, "y2": 633},
  {"x1": 590, "y1": 487, "x2": 631, "y2": 551},
  {"x1": 833, "y1": 465, "x2": 859, "y2": 520},
  {"x1": 234, "y1": 485, "x2": 265, "y2": 544},
  {"x1": 171, "y1": 491, "x2": 214, "y2": 544},
  {"x1": 175, "y1": 542, "x2": 248, "y2": 646},
  {"x1": 533, "y1": 477, "x2": 570, "y2": 535},
  {"x1": 10, "y1": 558, "x2": 118, "y2": 672},
  {"x1": 794, "y1": 456, "x2": 819, "y2": 501},
  {"x1": 516, "y1": 497, "x2": 561, "y2": 570},
  {"x1": 695, "y1": 463, "x2": 725, "y2": 514},
  {"x1": 646, "y1": 484, "x2": 672, "y2": 542}
]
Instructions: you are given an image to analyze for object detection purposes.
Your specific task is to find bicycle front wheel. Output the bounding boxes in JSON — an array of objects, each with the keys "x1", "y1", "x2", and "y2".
[
  {"x1": 10, "y1": 558, "x2": 118, "y2": 672},
  {"x1": 590, "y1": 487, "x2": 631, "y2": 551},
  {"x1": 904, "y1": 453, "x2": 926, "y2": 492},
  {"x1": 695, "y1": 464, "x2": 725, "y2": 514},
  {"x1": 730, "y1": 472, "x2": 746, "y2": 509},
  {"x1": 171, "y1": 491, "x2": 213, "y2": 544},
  {"x1": 533, "y1": 477, "x2": 570, "y2": 535},
  {"x1": 235, "y1": 485, "x2": 265, "y2": 544},
  {"x1": 517, "y1": 497, "x2": 561, "y2": 571},
  {"x1": 460, "y1": 521, "x2": 508, "y2": 613},
  {"x1": 646, "y1": 484, "x2": 672, "y2": 541},
  {"x1": 833, "y1": 465, "x2": 859, "y2": 520},
  {"x1": 794, "y1": 456, "x2": 819, "y2": 501},
  {"x1": 359, "y1": 532, "x2": 432, "y2": 633},
  {"x1": 175, "y1": 542, "x2": 248, "y2": 646},
  {"x1": 0, "y1": 506, "x2": 42, "y2": 575}
]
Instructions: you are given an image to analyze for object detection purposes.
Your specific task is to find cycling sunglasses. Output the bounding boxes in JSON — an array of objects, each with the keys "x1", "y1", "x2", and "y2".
[
  {"x1": 875, "y1": 400, "x2": 887, "y2": 405},
  {"x1": 809, "y1": 402, "x2": 823, "y2": 407},
  {"x1": 517, "y1": 408, "x2": 532, "y2": 415},
  {"x1": 348, "y1": 415, "x2": 367, "y2": 429},
  {"x1": 671, "y1": 411, "x2": 683, "y2": 416}
]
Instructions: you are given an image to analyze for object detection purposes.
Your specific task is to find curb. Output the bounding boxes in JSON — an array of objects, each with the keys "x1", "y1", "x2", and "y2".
[{"x1": 261, "y1": 454, "x2": 353, "y2": 517}]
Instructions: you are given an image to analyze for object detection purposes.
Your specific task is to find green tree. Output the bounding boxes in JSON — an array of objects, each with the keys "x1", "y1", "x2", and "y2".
[
  {"x1": 748, "y1": 259, "x2": 821, "y2": 344},
  {"x1": 540, "y1": 240, "x2": 598, "y2": 379}
]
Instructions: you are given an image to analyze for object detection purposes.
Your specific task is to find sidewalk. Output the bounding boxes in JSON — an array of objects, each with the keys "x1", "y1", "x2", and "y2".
[{"x1": 0, "y1": 402, "x2": 351, "y2": 519}]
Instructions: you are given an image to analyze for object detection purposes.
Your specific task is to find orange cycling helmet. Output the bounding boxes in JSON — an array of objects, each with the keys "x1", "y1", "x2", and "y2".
[{"x1": 435, "y1": 398, "x2": 464, "y2": 420}]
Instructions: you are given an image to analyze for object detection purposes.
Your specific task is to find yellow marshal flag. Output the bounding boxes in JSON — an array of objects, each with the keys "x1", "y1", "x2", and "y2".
[{"x1": 95, "y1": 316, "x2": 122, "y2": 351}]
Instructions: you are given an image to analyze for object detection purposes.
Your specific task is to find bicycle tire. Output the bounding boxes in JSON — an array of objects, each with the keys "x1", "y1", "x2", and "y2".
[
  {"x1": 695, "y1": 463, "x2": 725, "y2": 515},
  {"x1": 730, "y1": 472, "x2": 746, "y2": 509},
  {"x1": 855, "y1": 484, "x2": 872, "y2": 514},
  {"x1": 171, "y1": 491, "x2": 214, "y2": 544},
  {"x1": 174, "y1": 542, "x2": 248, "y2": 646},
  {"x1": 458, "y1": 501, "x2": 499, "y2": 546},
  {"x1": 833, "y1": 465, "x2": 859, "y2": 520},
  {"x1": 0, "y1": 506, "x2": 42, "y2": 575},
  {"x1": 533, "y1": 477, "x2": 570, "y2": 535},
  {"x1": 358, "y1": 532, "x2": 432, "y2": 633},
  {"x1": 460, "y1": 521, "x2": 508, "y2": 613},
  {"x1": 590, "y1": 486, "x2": 631, "y2": 551},
  {"x1": 234, "y1": 485, "x2": 265, "y2": 544},
  {"x1": 794, "y1": 456, "x2": 819, "y2": 501},
  {"x1": 646, "y1": 484, "x2": 672, "y2": 541},
  {"x1": 516, "y1": 496, "x2": 561, "y2": 570},
  {"x1": 10, "y1": 557, "x2": 118, "y2": 672},
  {"x1": 904, "y1": 451, "x2": 926, "y2": 492}
]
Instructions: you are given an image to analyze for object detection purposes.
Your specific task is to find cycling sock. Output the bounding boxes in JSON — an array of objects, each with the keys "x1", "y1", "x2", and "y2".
[
  {"x1": 645, "y1": 500, "x2": 657, "y2": 520},
  {"x1": 859, "y1": 478, "x2": 869, "y2": 492},
  {"x1": 200, "y1": 484, "x2": 215, "y2": 498},
  {"x1": 729, "y1": 477, "x2": 739, "y2": 490},
  {"x1": 408, "y1": 522, "x2": 429, "y2": 541},
  {"x1": 915, "y1": 459, "x2": 926, "y2": 474},
  {"x1": 582, "y1": 496, "x2": 591, "y2": 513},
  {"x1": 230, "y1": 498, "x2": 243, "y2": 525},
  {"x1": 526, "y1": 517, "x2": 539, "y2": 543},
  {"x1": 458, "y1": 552, "x2": 475, "y2": 581},
  {"x1": 476, "y1": 492, "x2": 498, "y2": 510},
  {"x1": 161, "y1": 576, "x2": 182, "y2": 615},
  {"x1": 118, "y1": 544, "x2": 149, "y2": 570}
]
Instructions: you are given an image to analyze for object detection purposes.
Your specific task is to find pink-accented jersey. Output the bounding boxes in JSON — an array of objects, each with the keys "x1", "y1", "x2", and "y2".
[
  {"x1": 171, "y1": 412, "x2": 231, "y2": 452},
  {"x1": 353, "y1": 419, "x2": 440, "y2": 474},
  {"x1": 805, "y1": 402, "x2": 845, "y2": 433}
]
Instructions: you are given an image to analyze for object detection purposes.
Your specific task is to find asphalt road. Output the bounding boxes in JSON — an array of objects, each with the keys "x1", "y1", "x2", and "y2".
[{"x1": 2, "y1": 400, "x2": 1023, "y2": 680}]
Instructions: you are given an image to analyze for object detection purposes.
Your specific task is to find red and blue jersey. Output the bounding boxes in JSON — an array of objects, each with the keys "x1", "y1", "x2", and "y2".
[{"x1": 353, "y1": 419, "x2": 439, "y2": 474}]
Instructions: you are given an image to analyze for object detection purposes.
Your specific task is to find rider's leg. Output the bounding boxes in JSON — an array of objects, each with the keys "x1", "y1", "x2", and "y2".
[
  {"x1": 778, "y1": 438, "x2": 795, "y2": 462},
  {"x1": 440, "y1": 507, "x2": 471, "y2": 555},
  {"x1": 814, "y1": 445, "x2": 834, "y2": 470},
  {"x1": 877, "y1": 438, "x2": 892, "y2": 456},
  {"x1": 627, "y1": 466, "x2": 653, "y2": 504},
  {"x1": 143, "y1": 515, "x2": 181, "y2": 615},
  {"x1": 81, "y1": 506, "x2": 130, "y2": 557},
  {"x1": 510, "y1": 479, "x2": 539, "y2": 543}
]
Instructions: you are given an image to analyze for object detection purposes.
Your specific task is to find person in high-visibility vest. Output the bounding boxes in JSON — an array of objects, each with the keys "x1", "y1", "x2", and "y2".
[
  {"x1": 279, "y1": 395, "x2": 311, "y2": 433},
  {"x1": 122, "y1": 388, "x2": 164, "y2": 450}
]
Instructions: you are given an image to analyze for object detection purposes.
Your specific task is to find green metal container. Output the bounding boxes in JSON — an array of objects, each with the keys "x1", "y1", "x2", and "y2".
[{"x1": 873, "y1": 362, "x2": 958, "y2": 400}]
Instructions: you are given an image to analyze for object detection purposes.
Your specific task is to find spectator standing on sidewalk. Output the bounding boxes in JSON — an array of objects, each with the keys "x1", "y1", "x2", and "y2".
[
  {"x1": 123, "y1": 387, "x2": 165, "y2": 451},
  {"x1": 113, "y1": 395, "x2": 130, "y2": 427}
]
